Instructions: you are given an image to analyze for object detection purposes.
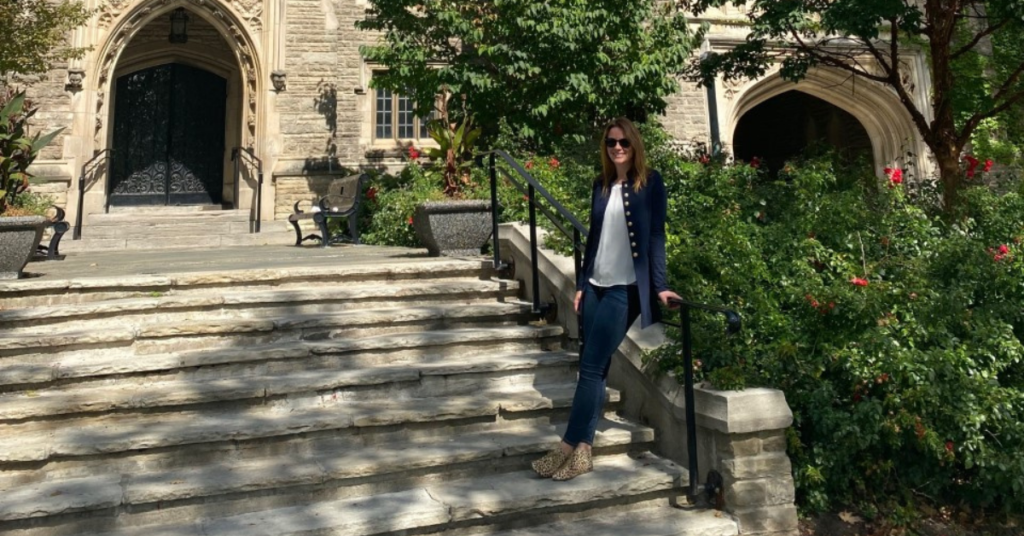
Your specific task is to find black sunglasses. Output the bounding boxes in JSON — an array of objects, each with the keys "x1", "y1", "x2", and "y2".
[{"x1": 605, "y1": 137, "x2": 632, "y2": 149}]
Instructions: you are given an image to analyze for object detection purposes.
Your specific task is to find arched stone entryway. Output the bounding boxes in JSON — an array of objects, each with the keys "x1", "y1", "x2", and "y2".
[
  {"x1": 81, "y1": 0, "x2": 264, "y2": 214},
  {"x1": 721, "y1": 67, "x2": 932, "y2": 179},
  {"x1": 107, "y1": 9, "x2": 240, "y2": 206},
  {"x1": 733, "y1": 91, "x2": 873, "y2": 174}
]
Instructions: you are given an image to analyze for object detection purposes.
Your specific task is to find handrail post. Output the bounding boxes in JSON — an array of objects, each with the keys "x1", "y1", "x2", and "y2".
[
  {"x1": 573, "y1": 227, "x2": 583, "y2": 350},
  {"x1": 681, "y1": 304, "x2": 700, "y2": 498},
  {"x1": 231, "y1": 149, "x2": 238, "y2": 213},
  {"x1": 74, "y1": 160, "x2": 86, "y2": 240},
  {"x1": 527, "y1": 182, "x2": 541, "y2": 314},
  {"x1": 255, "y1": 149, "x2": 263, "y2": 233},
  {"x1": 489, "y1": 152, "x2": 502, "y2": 270}
]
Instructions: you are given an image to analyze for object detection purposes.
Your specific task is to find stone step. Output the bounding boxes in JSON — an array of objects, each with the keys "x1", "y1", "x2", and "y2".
[
  {"x1": 83, "y1": 221, "x2": 253, "y2": 238},
  {"x1": 485, "y1": 503, "x2": 738, "y2": 536},
  {"x1": 1, "y1": 325, "x2": 564, "y2": 387},
  {"x1": 0, "y1": 419, "x2": 655, "y2": 527},
  {"x1": 143, "y1": 453, "x2": 685, "y2": 536},
  {"x1": 0, "y1": 258, "x2": 491, "y2": 308},
  {"x1": 0, "y1": 278, "x2": 520, "y2": 328},
  {"x1": 0, "y1": 301, "x2": 534, "y2": 357},
  {"x1": 0, "y1": 349, "x2": 578, "y2": 421},
  {"x1": 0, "y1": 382, "x2": 614, "y2": 463},
  {"x1": 59, "y1": 232, "x2": 298, "y2": 252},
  {"x1": 87, "y1": 209, "x2": 250, "y2": 223}
]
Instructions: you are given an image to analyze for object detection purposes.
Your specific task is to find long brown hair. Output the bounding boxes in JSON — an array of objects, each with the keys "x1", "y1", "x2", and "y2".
[{"x1": 599, "y1": 117, "x2": 648, "y2": 193}]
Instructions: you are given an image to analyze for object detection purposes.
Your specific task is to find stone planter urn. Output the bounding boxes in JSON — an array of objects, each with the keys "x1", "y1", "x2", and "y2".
[
  {"x1": 0, "y1": 216, "x2": 46, "y2": 279},
  {"x1": 413, "y1": 200, "x2": 493, "y2": 257}
]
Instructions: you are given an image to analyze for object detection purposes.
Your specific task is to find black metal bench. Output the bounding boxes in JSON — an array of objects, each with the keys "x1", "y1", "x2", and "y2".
[
  {"x1": 33, "y1": 205, "x2": 69, "y2": 261},
  {"x1": 287, "y1": 173, "x2": 368, "y2": 248}
]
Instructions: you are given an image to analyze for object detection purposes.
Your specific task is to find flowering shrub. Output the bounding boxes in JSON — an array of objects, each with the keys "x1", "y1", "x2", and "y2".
[
  {"x1": 645, "y1": 148, "x2": 1024, "y2": 516},
  {"x1": 359, "y1": 163, "x2": 446, "y2": 247}
]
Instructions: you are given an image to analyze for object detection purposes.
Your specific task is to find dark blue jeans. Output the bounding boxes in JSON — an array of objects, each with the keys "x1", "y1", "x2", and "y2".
[{"x1": 562, "y1": 283, "x2": 640, "y2": 447}]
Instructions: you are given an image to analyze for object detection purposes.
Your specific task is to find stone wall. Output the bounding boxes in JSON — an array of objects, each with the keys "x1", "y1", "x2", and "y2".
[{"x1": 663, "y1": 78, "x2": 711, "y2": 144}]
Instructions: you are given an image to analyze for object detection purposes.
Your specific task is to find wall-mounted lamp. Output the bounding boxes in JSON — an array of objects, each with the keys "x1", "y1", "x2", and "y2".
[{"x1": 169, "y1": 8, "x2": 190, "y2": 44}]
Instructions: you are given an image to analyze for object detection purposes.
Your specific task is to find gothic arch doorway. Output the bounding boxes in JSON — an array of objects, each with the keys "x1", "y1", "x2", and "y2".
[
  {"x1": 105, "y1": 6, "x2": 245, "y2": 207},
  {"x1": 110, "y1": 63, "x2": 227, "y2": 206},
  {"x1": 733, "y1": 91, "x2": 873, "y2": 174}
]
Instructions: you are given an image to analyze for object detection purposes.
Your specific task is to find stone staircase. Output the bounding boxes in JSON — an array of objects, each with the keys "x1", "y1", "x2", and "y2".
[
  {"x1": 0, "y1": 257, "x2": 738, "y2": 536},
  {"x1": 64, "y1": 206, "x2": 297, "y2": 252}
]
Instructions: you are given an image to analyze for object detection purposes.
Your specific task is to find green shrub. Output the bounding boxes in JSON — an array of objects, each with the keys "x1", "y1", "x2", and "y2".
[
  {"x1": 359, "y1": 163, "x2": 445, "y2": 247},
  {"x1": 642, "y1": 148, "x2": 1024, "y2": 515}
]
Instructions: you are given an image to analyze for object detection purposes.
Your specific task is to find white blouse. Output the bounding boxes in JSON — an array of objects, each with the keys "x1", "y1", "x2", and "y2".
[{"x1": 589, "y1": 184, "x2": 637, "y2": 287}]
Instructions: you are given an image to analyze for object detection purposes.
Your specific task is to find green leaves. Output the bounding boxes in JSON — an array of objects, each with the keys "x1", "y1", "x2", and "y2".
[
  {"x1": 359, "y1": 0, "x2": 698, "y2": 148},
  {"x1": 0, "y1": 90, "x2": 62, "y2": 214},
  {"x1": 0, "y1": 0, "x2": 94, "y2": 78},
  {"x1": 647, "y1": 145, "x2": 1024, "y2": 515}
]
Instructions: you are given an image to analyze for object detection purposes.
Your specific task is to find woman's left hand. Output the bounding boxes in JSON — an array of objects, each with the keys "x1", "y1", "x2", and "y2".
[{"x1": 658, "y1": 290, "x2": 682, "y2": 309}]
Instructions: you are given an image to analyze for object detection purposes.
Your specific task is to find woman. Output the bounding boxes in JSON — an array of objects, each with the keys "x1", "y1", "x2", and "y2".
[{"x1": 531, "y1": 117, "x2": 680, "y2": 481}]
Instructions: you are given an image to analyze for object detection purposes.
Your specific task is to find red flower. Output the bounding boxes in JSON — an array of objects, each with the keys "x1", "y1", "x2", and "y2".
[
  {"x1": 699, "y1": 154, "x2": 710, "y2": 165},
  {"x1": 963, "y1": 154, "x2": 980, "y2": 178},
  {"x1": 990, "y1": 244, "x2": 1011, "y2": 262},
  {"x1": 522, "y1": 195, "x2": 529, "y2": 201},
  {"x1": 406, "y1": 216, "x2": 413, "y2": 225},
  {"x1": 887, "y1": 167, "x2": 903, "y2": 186},
  {"x1": 408, "y1": 146, "x2": 420, "y2": 160},
  {"x1": 525, "y1": 161, "x2": 534, "y2": 170},
  {"x1": 850, "y1": 277, "x2": 869, "y2": 287},
  {"x1": 548, "y1": 157, "x2": 560, "y2": 168},
  {"x1": 366, "y1": 187, "x2": 377, "y2": 201},
  {"x1": 984, "y1": 159, "x2": 994, "y2": 172},
  {"x1": 750, "y1": 156, "x2": 761, "y2": 169},
  {"x1": 945, "y1": 441, "x2": 954, "y2": 453}
]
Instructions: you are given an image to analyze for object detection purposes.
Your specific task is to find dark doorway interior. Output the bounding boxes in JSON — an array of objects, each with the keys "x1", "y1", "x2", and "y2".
[
  {"x1": 733, "y1": 91, "x2": 873, "y2": 175},
  {"x1": 109, "y1": 63, "x2": 227, "y2": 206}
]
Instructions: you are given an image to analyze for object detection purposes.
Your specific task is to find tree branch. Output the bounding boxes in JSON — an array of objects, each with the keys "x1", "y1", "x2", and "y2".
[
  {"x1": 788, "y1": 28, "x2": 890, "y2": 83},
  {"x1": 993, "y1": 60, "x2": 1024, "y2": 101},
  {"x1": 958, "y1": 88, "x2": 1024, "y2": 147},
  {"x1": 951, "y1": 18, "x2": 1008, "y2": 59}
]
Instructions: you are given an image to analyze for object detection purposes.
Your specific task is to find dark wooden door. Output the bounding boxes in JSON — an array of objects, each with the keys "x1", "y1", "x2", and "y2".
[{"x1": 109, "y1": 63, "x2": 227, "y2": 206}]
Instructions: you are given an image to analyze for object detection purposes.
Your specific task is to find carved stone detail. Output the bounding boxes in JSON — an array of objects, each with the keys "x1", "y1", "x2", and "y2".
[
  {"x1": 230, "y1": 0, "x2": 263, "y2": 32},
  {"x1": 66, "y1": 69, "x2": 86, "y2": 92},
  {"x1": 270, "y1": 70, "x2": 286, "y2": 92}
]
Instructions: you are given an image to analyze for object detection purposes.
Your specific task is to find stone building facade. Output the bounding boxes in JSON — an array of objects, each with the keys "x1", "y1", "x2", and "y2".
[{"x1": 20, "y1": 0, "x2": 934, "y2": 236}]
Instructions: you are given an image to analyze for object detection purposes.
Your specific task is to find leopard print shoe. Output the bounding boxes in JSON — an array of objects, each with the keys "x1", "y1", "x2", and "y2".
[
  {"x1": 551, "y1": 447, "x2": 593, "y2": 481},
  {"x1": 531, "y1": 449, "x2": 570, "y2": 477}
]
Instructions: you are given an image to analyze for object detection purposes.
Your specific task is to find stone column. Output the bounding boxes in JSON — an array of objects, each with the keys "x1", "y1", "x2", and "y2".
[{"x1": 696, "y1": 388, "x2": 798, "y2": 536}]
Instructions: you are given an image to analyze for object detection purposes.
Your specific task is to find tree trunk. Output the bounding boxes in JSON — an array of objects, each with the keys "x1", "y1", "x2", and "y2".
[{"x1": 932, "y1": 141, "x2": 962, "y2": 213}]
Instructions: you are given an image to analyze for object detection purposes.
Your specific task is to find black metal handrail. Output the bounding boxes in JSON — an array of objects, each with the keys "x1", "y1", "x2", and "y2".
[
  {"x1": 662, "y1": 298, "x2": 742, "y2": 501},
  {"x1": 479, "y1": 149, "x2": 742, "y2": 504},
  {"x1": 74, "y1": 149, "x2": 113, "y2": 240},
  {"x1": 479, "y1": 149, "x2": 586, "y2": 315},
  {"x1": 231, "y1": 147, "x2": 263, "y2": 233}
]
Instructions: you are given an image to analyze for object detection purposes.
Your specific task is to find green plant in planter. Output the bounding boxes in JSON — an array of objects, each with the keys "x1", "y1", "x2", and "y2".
[
  {"x1": 0, "y1": 89, "x2": 64, "y2": 216},
  {"x1": 424, "y1": 114, "x2": 482, "y2": 197}
]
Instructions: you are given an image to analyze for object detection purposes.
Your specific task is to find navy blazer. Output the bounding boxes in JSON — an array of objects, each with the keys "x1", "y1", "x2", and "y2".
[{"x1": 576, "y1": 170, "x2": 668, "y2": 329}]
